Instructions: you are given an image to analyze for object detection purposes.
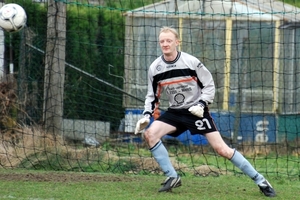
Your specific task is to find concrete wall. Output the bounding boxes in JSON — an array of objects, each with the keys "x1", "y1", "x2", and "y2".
[{"x1": 62, "y1": 119, "x2": 110, "y2": 142}]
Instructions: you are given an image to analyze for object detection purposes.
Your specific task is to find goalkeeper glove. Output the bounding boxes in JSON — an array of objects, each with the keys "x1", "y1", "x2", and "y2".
[
  {"x1": 134, "y1": 114, "x2": 151, "y2": 134},
  {"x1": 188, "y1": 100, "x2": 206, "y2": 118}
]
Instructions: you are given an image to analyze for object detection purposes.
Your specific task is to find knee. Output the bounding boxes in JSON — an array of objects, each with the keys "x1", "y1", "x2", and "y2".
[
  {"x1": 144, "y1": 128, "x2": 155, "y2": 142},
  {"x1": 215, "y1": 147, "x2": 234, "y2": 159},
  {"x1": 144, "y1": 129, "x2": 159, "y2": 146}
]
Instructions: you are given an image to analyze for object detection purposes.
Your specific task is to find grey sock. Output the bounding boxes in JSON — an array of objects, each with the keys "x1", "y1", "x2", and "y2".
[
  {"x1": 150, "y1": 140, "x2": 177, "y2": 177},
  {"x1": 230, "y1": 149, "x2": 265, "y2": 184}
]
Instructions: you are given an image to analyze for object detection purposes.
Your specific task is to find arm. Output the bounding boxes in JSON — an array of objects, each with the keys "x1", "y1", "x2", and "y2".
[
  {"x1": 143, "y1": 66, "x2": 159, "y2": 116},
  {"x1": 135, "y1": 66, "x2": 158, "y2": 134},
  {"x1": 189, "y1": 62, "x2": 215, "y2": 118},
  {"x1": 196, "y1": 62, "x2": 215, "y2": 104}
]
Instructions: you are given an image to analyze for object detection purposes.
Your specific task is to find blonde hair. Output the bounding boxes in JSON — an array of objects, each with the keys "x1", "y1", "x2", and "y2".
[{"x1": 159, "y1": 26, "x2": 180, "y2": 41}]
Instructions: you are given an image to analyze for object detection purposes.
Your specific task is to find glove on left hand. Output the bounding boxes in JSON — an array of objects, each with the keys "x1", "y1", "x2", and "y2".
[{"x1": 188, "y1": 100, "x2": 206, "y2": 118}]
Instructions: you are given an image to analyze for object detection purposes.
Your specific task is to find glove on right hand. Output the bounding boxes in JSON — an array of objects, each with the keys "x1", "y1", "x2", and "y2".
[{"x1": 134, "y1": 115, "x2": 150, "y2": 134}]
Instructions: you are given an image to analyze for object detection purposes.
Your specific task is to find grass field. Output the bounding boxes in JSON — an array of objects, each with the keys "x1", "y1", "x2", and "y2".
[
  {"x1": 1, "y1": 127, "x2": 299, "y2": 199},
  {"x1": 0, "y1": 169, "x2": 299, "y2": 200},
  {"x1": 1, "y1": 132, "x2": 300, "y2": 199}
]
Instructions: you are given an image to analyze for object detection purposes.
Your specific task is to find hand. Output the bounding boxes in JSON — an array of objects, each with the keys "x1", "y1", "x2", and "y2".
[
  {"x1": 134, "y1": 115, "x2": 150, "y2": 134},
  {"x1": 188, "y1": 102, "x2": 205, "y2": 118}
]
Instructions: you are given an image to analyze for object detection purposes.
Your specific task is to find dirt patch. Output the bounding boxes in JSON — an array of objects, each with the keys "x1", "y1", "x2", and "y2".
[{"x1": 0, "y1": 171, "x2": 138, "y2": 183}]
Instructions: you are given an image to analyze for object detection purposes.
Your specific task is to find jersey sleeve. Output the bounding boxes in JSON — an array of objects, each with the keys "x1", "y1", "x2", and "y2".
[
  {"x1": 143, "y1": 66, "x2": 158, "y2": 116},
  {"x1": 196, "y1": 62, "x2": 215, "y2": 104}
]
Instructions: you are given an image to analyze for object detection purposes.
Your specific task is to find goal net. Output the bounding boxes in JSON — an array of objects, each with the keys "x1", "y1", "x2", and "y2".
[{"x1": 0, "y1": 0, "x2": 299, "y2": 179}]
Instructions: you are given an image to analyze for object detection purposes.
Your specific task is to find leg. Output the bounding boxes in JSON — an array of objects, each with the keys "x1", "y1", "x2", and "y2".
[
  {"x1": 144, "y1": 120, "x2": 176, "y2": 148},
  {"x1": 205, "y1": 131, "x2": 264, "y2": 181},
  {"x1": 205, "y1": 131, "x2": 276, "y2": 197},
  {"x1": 144, "y1": 120, "x2": 177, "y2": 177},
  {"x1": 144, "y1": 120, "x2": 181, "y2": 192}
]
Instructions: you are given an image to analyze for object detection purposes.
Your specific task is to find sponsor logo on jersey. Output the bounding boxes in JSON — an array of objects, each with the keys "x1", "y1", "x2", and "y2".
[
  {"x1": 166, "y1": 64, "x2": 176, "y2": 68},
  {"x1": 156, "y1": 65, "x2": 162, "y2": 71},
  {"x1": 174, "y1": 93, "x2": 185, "y2": 104}
]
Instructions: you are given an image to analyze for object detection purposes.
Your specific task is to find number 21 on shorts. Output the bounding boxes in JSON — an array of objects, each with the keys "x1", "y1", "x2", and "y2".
[{"x1": 195, "y1": 118, "x2": 212, "y2": 130}]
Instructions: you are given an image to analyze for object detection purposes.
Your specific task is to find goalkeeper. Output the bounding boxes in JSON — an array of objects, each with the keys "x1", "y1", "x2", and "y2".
[{"x1": 135, "y1": 26, "x2": 276, "y2": 197}]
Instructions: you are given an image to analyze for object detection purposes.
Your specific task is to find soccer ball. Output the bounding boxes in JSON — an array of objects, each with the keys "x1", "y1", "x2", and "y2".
[{"x1": 0, "y1": 3, "x2": 27, "y2": 32}]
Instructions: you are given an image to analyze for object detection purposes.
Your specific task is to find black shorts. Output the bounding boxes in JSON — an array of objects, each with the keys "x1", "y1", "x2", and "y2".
[{"x1": 156, "y1": 107, "x2": 218, "y2": 137}]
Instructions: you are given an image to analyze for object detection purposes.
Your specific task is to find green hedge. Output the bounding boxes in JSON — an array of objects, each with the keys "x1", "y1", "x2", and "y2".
[{"x1": 4, "y1": 1, "x2": 126, "y2": 130}]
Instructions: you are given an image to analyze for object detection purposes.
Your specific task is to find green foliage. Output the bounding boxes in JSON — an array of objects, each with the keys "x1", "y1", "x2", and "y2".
[
  {"x1": 4, "y1": 0, "x2": 163, "y2": 130},
  {"x1": 279, "y1": 0, "x2": 300, "y2": 7},
  {"x1": 4, "y1": 1, "x2": 47, "y2": 122},
  {"x1": 2, "y1": 1, "x2": 128, "y2": 129},
  {"x1": 4, "y1": 1, "x2": 47, "y2": 72},
  {"x1": 106, "y1": 0, "x2": 162, "y2": 10},
  {"x1": 63, "y1": 5, "x2": 126, "y2": 130}
]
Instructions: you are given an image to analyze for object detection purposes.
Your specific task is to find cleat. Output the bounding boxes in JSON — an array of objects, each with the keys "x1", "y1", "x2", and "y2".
[
  {"x1": 159, "y1": 176, "x2": 182, "y2": 192},
  {"x1": 258, "y1": 180, "x2": 276, "y2": 197}
]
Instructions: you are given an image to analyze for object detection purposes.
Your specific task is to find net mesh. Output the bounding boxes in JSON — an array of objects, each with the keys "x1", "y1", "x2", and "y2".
[{"x1": 0, "y1": 0, "x2": 299, "y2": 179}]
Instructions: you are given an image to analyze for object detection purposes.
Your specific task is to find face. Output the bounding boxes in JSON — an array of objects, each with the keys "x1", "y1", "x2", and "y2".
[{"x1": 159, "y1": 31, "x2": 179, "y2": 57}]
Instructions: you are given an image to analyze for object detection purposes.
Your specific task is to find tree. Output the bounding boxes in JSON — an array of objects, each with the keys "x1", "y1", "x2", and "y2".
[{"x1": 43, "y1": 0, "x2": 66, "y2": 135}]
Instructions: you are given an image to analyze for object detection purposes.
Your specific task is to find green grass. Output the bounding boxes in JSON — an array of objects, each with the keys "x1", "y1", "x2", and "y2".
[{"x1": 0, "y1": 169, "x2": 299, "y2": 200}]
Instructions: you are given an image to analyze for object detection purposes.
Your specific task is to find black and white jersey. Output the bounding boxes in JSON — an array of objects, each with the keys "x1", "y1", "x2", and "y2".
[{"x1": 143, "y1": 51, "x2": 215, "y2": 115}]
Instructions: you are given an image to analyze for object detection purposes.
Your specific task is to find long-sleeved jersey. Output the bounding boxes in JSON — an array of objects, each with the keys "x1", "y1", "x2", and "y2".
[{"x1": 143, "y1": 51, "x2": 215, "y2": 116}]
